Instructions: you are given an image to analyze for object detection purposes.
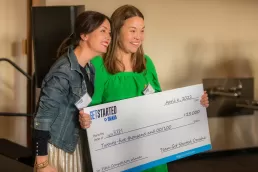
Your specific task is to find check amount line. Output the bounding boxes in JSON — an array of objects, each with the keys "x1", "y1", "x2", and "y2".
[
  {"x1": 101, "y1": 157, "x2": 148, "y2": 172},
  {"x1": 105, "y1": 116, "x2": 184, "y2": 139},
  {"x1": 96, "y1": 121, "x2": 197, "y2": 151}
]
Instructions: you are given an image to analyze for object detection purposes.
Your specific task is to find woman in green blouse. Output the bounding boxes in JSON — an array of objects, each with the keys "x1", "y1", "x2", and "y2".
[
  {"x1": 90, "y1": 53, "x2": 161, "y2": 105},
  {"x1": 80, "y1": 5, "x2": 209, "y2": 172}
]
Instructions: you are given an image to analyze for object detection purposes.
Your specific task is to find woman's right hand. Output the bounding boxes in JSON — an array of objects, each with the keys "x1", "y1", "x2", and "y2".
[
  {"x1": 36, "y1": 165, "x2": 57, "y2": 172},
  {"x1": 79, "y1": 110, "x2": 92, "y2": 129}
]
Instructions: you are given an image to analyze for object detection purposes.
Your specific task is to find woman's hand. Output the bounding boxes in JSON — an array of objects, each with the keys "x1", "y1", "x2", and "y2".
[
  {"x1": 200, "y1": 91, "x2": 209, "y2": 108},
  {"x1": 35, "y1": 156, "x2": 57, "y2": 172},
  {"x1": 79, "y1": 110, "x2": 92, "y2": 129}
]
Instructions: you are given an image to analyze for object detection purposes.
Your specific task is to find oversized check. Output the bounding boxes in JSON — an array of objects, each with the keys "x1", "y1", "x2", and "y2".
[{"x1": 84, "y1": 84, "x2": 212, "y2": 172}]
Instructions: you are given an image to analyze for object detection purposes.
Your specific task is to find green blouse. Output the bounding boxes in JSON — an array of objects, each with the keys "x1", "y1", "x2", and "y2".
[{"x1": 90, "y1": 55, "x2": 168, "y2": 172}]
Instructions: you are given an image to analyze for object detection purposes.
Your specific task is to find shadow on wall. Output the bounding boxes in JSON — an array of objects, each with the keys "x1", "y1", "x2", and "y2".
[
  {"x1": 170, "y1": 40, "x2": 258, "y2": 151},
  {"x1": 203, "y1": 42, "x2": 253, "y2": 78},
  {"x1": 0, "y1": 77, "x2": 14, "y2": 142},
  {"x1": 0, "y1": 40, "x2": 27, "y2": 146},
  {"x1": 172, "y1": 40, "x2": 254, "y2": 88},
  {"x1": 0, "y1": 70, "x2": 14, "y2": 112},
  {"x1": 202, "y1": 43, "x2": 256, "y2": 151},
  {"x1": 171, "y1": 39, "x2": 208, "y2": 88}
]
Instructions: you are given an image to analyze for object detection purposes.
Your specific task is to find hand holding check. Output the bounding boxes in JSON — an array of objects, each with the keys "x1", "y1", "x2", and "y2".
[{"x1": 79, "y1": 110, "x2": 91, "y2": 129}]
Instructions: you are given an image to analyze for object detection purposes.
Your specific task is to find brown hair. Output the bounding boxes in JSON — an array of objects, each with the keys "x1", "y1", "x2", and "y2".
[
  {"x1": 57, "y1": 11, "x2": 110, "y2": 57},
  {"x1": 103, "y1": 5, "x2": 145, "y2": 74}
]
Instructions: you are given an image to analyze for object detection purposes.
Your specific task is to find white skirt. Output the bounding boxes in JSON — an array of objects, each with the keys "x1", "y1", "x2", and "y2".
[{"x1": 47, "y1": 140, "x2": 84, "y2": 172}]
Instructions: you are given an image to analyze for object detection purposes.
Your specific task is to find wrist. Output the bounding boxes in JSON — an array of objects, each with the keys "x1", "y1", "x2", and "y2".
[
  {"x1": 36, "y1": 155, "x2": 48, "y2": 164},
  {"x1": 35, "y1": 156, "x2": 49, "y2": 170}
]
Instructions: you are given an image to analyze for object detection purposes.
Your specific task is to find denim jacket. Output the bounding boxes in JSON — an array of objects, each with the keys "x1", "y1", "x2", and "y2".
[{"x1": 34, "y1": 47, "x2": 95, "y2": 153}]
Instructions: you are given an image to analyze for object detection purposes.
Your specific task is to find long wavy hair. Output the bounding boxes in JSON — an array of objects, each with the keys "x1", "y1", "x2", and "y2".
[{"x1": 103, "y1": 5, "x2": 145, "y2": 74}]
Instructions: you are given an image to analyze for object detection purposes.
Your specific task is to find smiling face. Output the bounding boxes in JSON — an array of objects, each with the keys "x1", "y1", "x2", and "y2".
[
  {"x1": 119, "y1": 16, "x2": 145, "y2": 54},
  {"x1": 103, "y1": 5, "x2": 146, "y2": 74},
  {"x1": 84, "y1": 19, "x2": 111, "y2": 55}
]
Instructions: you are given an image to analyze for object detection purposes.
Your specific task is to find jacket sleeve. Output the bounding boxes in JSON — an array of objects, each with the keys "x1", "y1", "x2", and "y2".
[{"x1": 34, "y1": 72, "x2": 69, "y2": 131}]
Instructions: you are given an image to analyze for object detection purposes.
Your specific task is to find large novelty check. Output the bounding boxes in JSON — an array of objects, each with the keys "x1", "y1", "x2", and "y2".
[{"x1": 84, "y1": 84, "x2": 212, "y2": 172}]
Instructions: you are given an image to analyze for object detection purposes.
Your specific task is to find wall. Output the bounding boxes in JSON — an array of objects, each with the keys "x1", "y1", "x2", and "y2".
[
  {"x1": 0, "y1": 0, "x2": 28, "y2": 147},
  {"x1": 33, "y1": 0, "x2": 84, "y2": 6}
]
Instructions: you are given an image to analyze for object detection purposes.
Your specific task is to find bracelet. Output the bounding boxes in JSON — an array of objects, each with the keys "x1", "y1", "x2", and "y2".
[{"x1": 35, "y1": 159, "x2": 49, "y2": 169}]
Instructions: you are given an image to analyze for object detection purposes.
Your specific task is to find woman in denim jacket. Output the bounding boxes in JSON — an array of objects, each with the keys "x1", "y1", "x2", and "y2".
[{"x1": 33, "y1": 11, "x2": 111, "y2": 172}]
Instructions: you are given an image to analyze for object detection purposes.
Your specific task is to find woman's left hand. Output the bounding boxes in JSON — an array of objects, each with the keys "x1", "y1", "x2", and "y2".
[
  {"x1": 79, "y1": 110, "x2": 92, "y2": 129},
  {"x1": 200, "y1": 91, "x2": 209, "y2": 108}
]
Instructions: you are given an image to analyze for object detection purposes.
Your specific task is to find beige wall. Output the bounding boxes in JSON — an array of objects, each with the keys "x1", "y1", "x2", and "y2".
[
  {"x1": 46, "y1": 0, "x2": 84, "y2": 6},
  {"x1": 34, "y1": 0, "x2": 84, "y2": 6},
  {"x1": 0, "y1": 0, "x2": 28, "y2": 147}
]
